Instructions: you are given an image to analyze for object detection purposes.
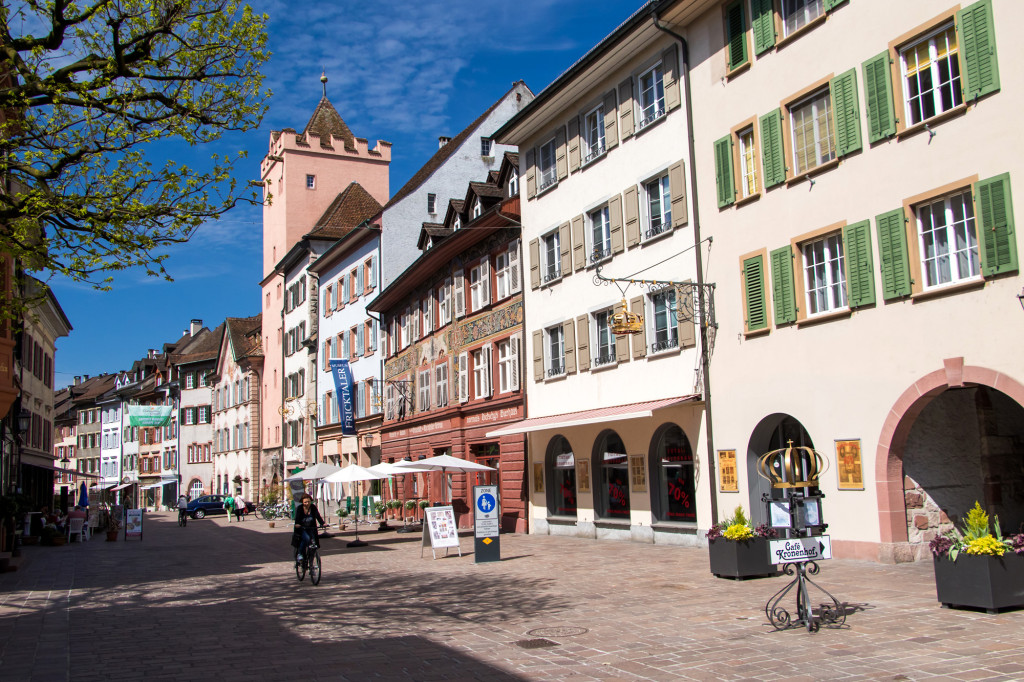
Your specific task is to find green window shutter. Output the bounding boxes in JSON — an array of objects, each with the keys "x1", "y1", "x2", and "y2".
[
  {"x1": 875, "y1": 209, "x2": 911, "y2": 300},
  {"x1": 770, "y1": 246, "x2": 797, "y2": 324},
  {"x1": 957, "y1": 0, "x2": 1000, "y2": 102},
  {"x1": 843, "y1": 220, "x2": 876, "y2": 308},
  {"x1": 750, "y1": 0, "x2": 776, "y2": 56},
  {"x1": 725, "y1": 0, "x2": 748, "y2": 71},
  {"x1": 759, "y1": 109, "x2": 786, "y2": 188},
  {"x1": 829, "y1": 69, "x2": 862, "y2": 157},
  {"x1": 861, "y1": 51, "x2": 897, "y2": 143},
  {"x1": 743, "y1": 255, "x2": 768, "y2": 332},
  {"x1": 975, "y1": 173, "x2": 1018, "y2": 276},
  {"x1": 823, "y1": 0, "x2": 847, "y2": 10},
  {"x1": 714, "y1": 135, "x2": 735, "y2": 208}
]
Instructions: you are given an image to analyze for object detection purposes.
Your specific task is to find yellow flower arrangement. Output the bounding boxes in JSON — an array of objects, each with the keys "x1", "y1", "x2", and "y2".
[
  {"x1": 722, "y1": 523, "x2": 754, "y2": 541},
  {"x1": 964, "y1": 535, "x2": 1007, "y2": 556}
]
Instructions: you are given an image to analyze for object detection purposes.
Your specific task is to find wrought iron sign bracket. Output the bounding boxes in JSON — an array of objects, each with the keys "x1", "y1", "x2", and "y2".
[{"x1": 593, "y1": 265, "x2": 718, "y2": 329}]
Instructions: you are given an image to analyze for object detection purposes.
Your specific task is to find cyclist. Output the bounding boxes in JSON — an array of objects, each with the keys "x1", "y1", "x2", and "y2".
[
  {"x1": 176, "y1": 494, "x2": 189, "y2": 526},
  {"x1": 292, "y1": 493, "x2": 324, "y2": 563}
]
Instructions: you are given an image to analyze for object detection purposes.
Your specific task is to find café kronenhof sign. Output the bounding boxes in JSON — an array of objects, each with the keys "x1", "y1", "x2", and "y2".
[{"x1": 769, "y1": 536, "x2": 833, "y2": 565}]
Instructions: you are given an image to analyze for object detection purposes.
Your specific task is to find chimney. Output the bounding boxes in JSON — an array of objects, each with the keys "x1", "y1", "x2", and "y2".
[
  {"x1": 74, "y1": 376, "x2": 81, "y2": 385},
  {"x1": 190, "y1": 319, "x2": 202, "y2": 336},
  {"x1": 148, "y1": 349, "x2": 158, "y2": 359},
  {"x1": 438, "y1": 136, "x2": 451, "y2": 149}
]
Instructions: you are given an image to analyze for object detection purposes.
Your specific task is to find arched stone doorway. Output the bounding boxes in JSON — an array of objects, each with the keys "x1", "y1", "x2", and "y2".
[
  {"x1": 876, "y1": 360, "x2": 1024, "y2": 562},
  {"x1": 746, "y1": 414, "x2": 815, "y2": 527}
]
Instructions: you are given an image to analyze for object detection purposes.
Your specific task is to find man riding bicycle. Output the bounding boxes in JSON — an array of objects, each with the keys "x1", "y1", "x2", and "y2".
[
  {"x1": 292, "y1": 493, "x2": 324, "y2": 562},
  {"x1": 176, "y1": 494, "x2": 189, "y2": 525}
]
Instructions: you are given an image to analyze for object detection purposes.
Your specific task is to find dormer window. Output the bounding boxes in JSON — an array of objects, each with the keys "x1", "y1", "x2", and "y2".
[
  {"x1": 453, "y1": 216, "x2": 461, "y2": 231},
  {"x1": 471, "y1": 199, "x2": 482, "y2": 219},
  {"x1": 508, "y1": 167, "x2": 519, "y2": 196}
]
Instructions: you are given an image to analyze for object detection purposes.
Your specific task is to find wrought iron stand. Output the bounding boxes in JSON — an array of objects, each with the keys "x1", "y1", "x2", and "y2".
[{"x1": 765, "y1": 560, "x2": 845, "y2": 632}]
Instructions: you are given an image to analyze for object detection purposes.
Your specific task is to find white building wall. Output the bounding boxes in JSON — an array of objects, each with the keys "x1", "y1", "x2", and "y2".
[{"x1": 99, "y1": 402, "x2": 121, "y2": 486}]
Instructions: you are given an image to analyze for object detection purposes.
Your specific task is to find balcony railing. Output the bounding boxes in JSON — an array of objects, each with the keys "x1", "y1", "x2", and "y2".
[
  {"x1": 582, "y1": 143, "x2": 606, "y2": 165},
  {"x1": 589, "y1": 245, "x2": 611, "y2": 264},
  {"x1": 637, "y1": 105, "x2": 666, "y2": 131},
  {"x1": 644, "y1": 221, "x2": 672, "y2": 240},
  {"x1": 547, "y1": 363, "x2": 565, "y2": 377},
  {"x1": 592, "y1": 352, "x2": 616, "y2": 367},
  {"x1": 539, "y1": 170, "x2": 557, "y2": 192},
  {"x1": 543, "y1": 267, "x2": 561, "y2": 283},
  {"x1": 650, "y1": 337, "x2": 679, "y2": 353}
]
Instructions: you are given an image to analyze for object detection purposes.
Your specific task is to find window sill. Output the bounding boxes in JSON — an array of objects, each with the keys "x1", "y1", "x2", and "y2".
[
  {"x1": 743, "y1": 327, "x2": 770, "y2": 339},
  {"x1": 594, "y1": 518, "x2": 631, "y2": 528},
  {"x1": 651, "y1": 521, "x2": 698, "y2": 533},
  {"x1": 775, "y1": 13, "x2": 827, "y2": 51},
  {"x1": 896, "y1": 104, "x2": 968, "y2": 140},
  {"x1": 795, "y1": 308, "x2": 851, "y2": 328},
  {"x1": 580, "y1": 149, "x2": 608, "y2": 170},
  {"x1": 540, "y1": 276, "x2": 564, "y2": 289},
  {"x1": 647, "y1": 345, "x2": 681, "y2": 359},
  {"x1": 543, "y1": 373, "x2": 568, "y2": 384},
  {"x1": 634, "y1": 110, "x2": 668, "y2": 139},
  {"x1": 536, "y1": 180, "x2": 559, "y2": 199},
  {"x1": 735, "y1": 192, "x2": 761, "y2": 208},
  {"x1": 911, "y1": 277, "x2": 985, "y2": 302},
  {"x1": 590, "y1": 359, "x2": 617, "y2": 373},
  {"x1": 786, "y1": 158, "x2": 839, "y2": 187},
  {"x1": 725, "y1": 61, "x2": 751, "y2": 80},
  {"x1": 640, "y1": 226, "x2": 674, "y2": 248},
  {"x1": 546, "y1": 515, "x2": 577, "y2": 526}
]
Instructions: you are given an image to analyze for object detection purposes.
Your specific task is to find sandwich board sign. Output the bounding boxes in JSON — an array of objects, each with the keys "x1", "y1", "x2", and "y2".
[
  {"x1": 125, "y1": 508, "x2": 144, "y2": 541},
  {"x1": 473, "y1": 484, "x2": 500, "y2": 563},
  {"x1": 421, "y1": 505, "x2": 461, "y2": 559}
]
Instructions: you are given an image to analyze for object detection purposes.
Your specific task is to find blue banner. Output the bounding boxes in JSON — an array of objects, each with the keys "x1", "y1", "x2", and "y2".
[{"x1": 329, "y1": 359, "x2": 356, "y2": 435}]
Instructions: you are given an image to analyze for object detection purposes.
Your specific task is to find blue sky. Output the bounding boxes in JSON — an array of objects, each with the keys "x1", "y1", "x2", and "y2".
[{"x1": 49, "y1": 0, "x2": 646, "y2": 388}]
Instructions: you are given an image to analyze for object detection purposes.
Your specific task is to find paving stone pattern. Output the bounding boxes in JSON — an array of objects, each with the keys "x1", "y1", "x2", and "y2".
[{"x1": 1, "y1": 513, "x2": 1023, "y2": 681}]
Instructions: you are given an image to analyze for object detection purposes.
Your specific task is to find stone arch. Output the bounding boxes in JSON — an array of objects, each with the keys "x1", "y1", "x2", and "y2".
[{"x1": 875, "y1": 358, "x2": 1024, "y2": 561}]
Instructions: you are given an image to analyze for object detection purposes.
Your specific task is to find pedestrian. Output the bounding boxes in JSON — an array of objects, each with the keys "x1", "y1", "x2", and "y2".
[
  {"x1": 234, "y1": 494, "x2": 245, "y2": 522},
  {"x1": 224, "y1": 493, "x2": 234, "y2": 523}
]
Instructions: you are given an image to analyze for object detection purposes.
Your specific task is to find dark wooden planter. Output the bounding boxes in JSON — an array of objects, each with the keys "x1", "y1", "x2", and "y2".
[
  {"x1": 709, "y1": 537, "x2": 781, "y2": 580},
  {"x1": 934, "y1": 553, "x2": 1024, "y2": 613}
]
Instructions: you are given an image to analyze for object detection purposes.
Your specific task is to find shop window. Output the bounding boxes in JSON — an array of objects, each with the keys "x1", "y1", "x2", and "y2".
[
  {"x1": 593, "y1": 430, "x2": 629, "y2": 520},
  {"x1": 650, "y1": 424, "x2": 696, "y2": 523},
  {"x1": 545, "y1": 435, "x2": 577, "y2": 517}
]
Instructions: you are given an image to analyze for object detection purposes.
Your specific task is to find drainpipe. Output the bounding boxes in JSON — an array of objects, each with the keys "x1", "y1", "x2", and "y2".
[{"x1": 652, "y1": 11, "x2": 719, "y2": 527}]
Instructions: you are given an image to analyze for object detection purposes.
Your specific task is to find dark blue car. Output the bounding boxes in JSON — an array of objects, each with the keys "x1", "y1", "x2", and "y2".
[{"x1": 186, "y1": 494, "x2": 225, "y2": 519}]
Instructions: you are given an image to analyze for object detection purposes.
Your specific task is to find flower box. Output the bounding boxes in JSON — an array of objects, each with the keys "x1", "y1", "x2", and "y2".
[
  {"x1": 709, "y1": 537, "x2": 781, "y2": 580},
  {"x1": 933, "y1": 554, "x2": 1024, "y2": 613}
]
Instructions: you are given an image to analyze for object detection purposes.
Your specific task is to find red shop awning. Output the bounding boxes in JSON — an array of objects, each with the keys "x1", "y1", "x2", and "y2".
[{"x1": 484, "y1": 395, "x2": 700, "y2": 437}]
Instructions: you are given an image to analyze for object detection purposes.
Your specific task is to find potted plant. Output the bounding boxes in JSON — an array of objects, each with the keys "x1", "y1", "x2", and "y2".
[
  {"x1": 337, "y1": 508, "x2": 349, "y2": 530},
  {"x1": 374, "y1": 501, "x2": 389, "y2": 531},
  {"x1": 106, "y1": 509, "x2": 122, "y2": 542},
  {"x1": 930, "y1": 501, "x2": 1024, "y2": 612},
  {"x1": 40, "y1": 524, "x2": 66, "y2": 546},
  {"x1": 405, "y1": 499, "x2": 417, "y2": 522},
  {"x1": 706, "y1": 506, "x2": 781, "y2": 580}
]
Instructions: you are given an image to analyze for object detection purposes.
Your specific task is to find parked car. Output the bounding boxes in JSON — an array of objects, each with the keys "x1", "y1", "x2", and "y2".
[{"x1": 186, "y1": 495, "x2": 225, "y2": 519}]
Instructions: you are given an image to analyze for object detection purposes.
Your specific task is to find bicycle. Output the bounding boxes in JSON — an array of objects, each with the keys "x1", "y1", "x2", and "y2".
[
  {"x1": 177, "y1": 509, "x2": 188, "y2": 527},
  {"x1": 295, "y1": 541, "x2": 321, "y2": 585}
]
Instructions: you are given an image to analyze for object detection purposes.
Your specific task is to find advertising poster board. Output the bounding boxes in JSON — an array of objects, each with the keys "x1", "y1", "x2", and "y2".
[
  {"x1": 421, "y1": 505, "x2": 461, "y2": 559},
  {"x1": 473, "y1": 485, "x2": 500, "y2": 563},
  {"x1": 125, "y1": 508, "x2": 143, "y2": 541}
]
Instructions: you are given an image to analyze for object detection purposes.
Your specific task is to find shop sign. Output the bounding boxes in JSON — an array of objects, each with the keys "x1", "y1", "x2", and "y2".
[
  {"x1": 555, "y1": 453, "x2": 574, "y2": 468},
  {"x1": 769, "y1": 536, "x2": 832, "y2": 565},
  {"x1": 464, "y1": 405, "x2": 521, "y2": 426}
]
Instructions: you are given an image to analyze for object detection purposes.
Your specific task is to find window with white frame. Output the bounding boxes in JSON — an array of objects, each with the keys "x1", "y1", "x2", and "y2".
[
  {"x1": 497, "y1": 337, "x2": 519, "y2": 393},
  {"x1": 438, "y1": 278, "x2": 452, "y2": 325},
  {"x1": 422, "y1": 297, "x2": 433, "y2": 335},
  {"x1": 306, "y1": 174, "x2": 316, "y2": 189},
  {"x1": 435, "y1": 362, "x2": 448, "y2": 407},
  {"x1": 546, "y1": 325, "x2": 565, "y2": 377},
  {"x1": 472, "y1": 345, "x2": 491, "y2": 398},
  {"x1": 542, "y1": 230, "x2": 561, "y2": 282},
  {"x1": 782, "y1": 0, "x2": 824, "y2": 37},
  {"x1": 185, "y1": 373, "x2": 195, "y2": 389},
  {"x1": 649, "y1": 289, "x2": 679, "y2": 354},
  {"x1": 199, "y1": 373, "x2": 207, "y2": 387},
  {"x1": 638, "y1": 64, "x2": 665, "y2": 129},
  {"x1": 471, "y1": 198, "x2": 482, "y2": 219},
  {"x1": 495, "y1": 251, "x2": 510, "y2": 300},
  {"x1": 588, "y1": 205, "x2": 611, "y2": 264},
  {"x1": 900, "y1": 24, "x2": 961, "y2": 127},
  {"x1": 644, "y1": 174, "x2": 672, "y2": 240},
  {"x1": 789, "y1": 88, "x2": 835, "y2": 175},
  {"x1": 538, "y1": 138, "x2": 557, "y2": 191},
  {"x1": 915, "y1": 189, "x2": 979, "y2": 289},
  {"x1": 583, "y1": 105, "x2": 605, "y2": 164},
  {"x1": 184, "y1": 408, "x2": 195, "y2": 426},
  {"x1": 738, "y1": 126, "x2": 758, "y2": 199},
  {"x1": 508, "y1": 167, "x2": 519, "y2": 196},
  {"x1": 802, "y1": 232, "x2": 848, "y2": 315},
  {"x1": 418, "y1": 369, "x2": 431, "y2": 412},
  {"x1": 592, "y1": 309, "x2": 616, "y2": 367},
  {"x1": 400, "y1": 309, "x2": 410, "y2": 348},
  {"x1": 469, "y1": 258, "x2": 490, "y2": 311},
  {"x1": 453, "y1": 215, "x2": 461, "y2": 231},
  {"x1": 481, "y1": 137, "x2": 493, "y2": 157}
]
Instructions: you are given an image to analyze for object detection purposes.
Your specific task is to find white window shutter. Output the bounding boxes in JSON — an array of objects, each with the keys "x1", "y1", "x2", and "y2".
[
  {"x1": 483, "y1": 343, "x2": 493, "y2": 397},
  {"x1": 458, "y1": 352, "x2": 468, "y2": 403},
  {"x1": 412, "y1": 304, "x2": 420, "y2": 339},
  {"x1": 510, "y1": 334, "x2": 521, "y2": 391},
  {"x1": 423, "y1": 297, "x2": 432, "y2": 334},
  {"x1": 454, "y1": 269, "x2": 466, "y2": 318},
  {"x1": 509, "y1": 241, "x2": 521, "y2": 294},
  {"x1": 480, "y1": 259, "x2": 490, "y2": 306}
]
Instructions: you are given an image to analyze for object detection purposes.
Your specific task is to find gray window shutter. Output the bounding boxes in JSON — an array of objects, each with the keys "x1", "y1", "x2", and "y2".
[
  {"x1": 576, "y1": 315, "x2": 590, "y2": 372},
  {"x1": 555, "y1": 126, "x2": 567, "y2": 181},
  {"x1": 618, "y1": 77, "x2": 634, "y2": 140},
  {"x1": 532, "y1": 330, "x2": 543, "y2": 381},
  {"x1": 526, "y1": 148, "x2": 537, "y2": 199},
  {"x1": 562, "y1": 319, "x2": 576, "y2": 375},
  {"x1": 630, "y1": 296, "x2": 647, "y2": 359},
  {"x1": 559, "y1": 221, "x2": 572, "y2": 277},
  {"x1": 669, "y1": 159, "x2": 688, "y2": 227},
  {"x1": 529, "y1": 238, "x2": 540, "y2": 290},
  {"x1": 662, "y1": 45, "x2": 680, "y2": 111},
  {"x1": 572, "y1": 214, "x2": 585, "y2": 272},
  {"x1": 624, "y1": 185, "x2": 640, "y2": 247},
  {"x1": 609, "y1": 194, "x2": 624, "y2": 255},
  {"x1": 603, "y1": 89, "x2": 618, "y2": 150},
  {"x1": 614, "y1": 301, "x2": 630, "y2": 363},
  {"x1": 676, "y1": 283, "x2": 697, "y2": 348},
  {"x1": 567, "y1": 116, "x2": 580, "y2": 173}
]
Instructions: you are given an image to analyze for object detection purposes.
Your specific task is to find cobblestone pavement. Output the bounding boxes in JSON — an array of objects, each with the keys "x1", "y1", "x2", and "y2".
[{"x1": 1, "y1": 512, "x2": 1023, "y2": 681}]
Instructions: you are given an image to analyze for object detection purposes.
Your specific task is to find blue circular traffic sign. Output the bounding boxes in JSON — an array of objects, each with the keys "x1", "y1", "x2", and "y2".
[{"x1": 477, "y1": 493, "x2": 496, "y2": 514}]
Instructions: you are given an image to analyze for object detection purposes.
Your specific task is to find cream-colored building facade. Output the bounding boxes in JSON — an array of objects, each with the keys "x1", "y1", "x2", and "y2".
[{"x1": 676, "y1": 0, "x2": 1024, "y2": 562}]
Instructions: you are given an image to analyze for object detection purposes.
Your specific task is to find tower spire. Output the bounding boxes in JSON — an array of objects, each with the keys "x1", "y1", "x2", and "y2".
[{"x1": 320, "y1": 69, "x2": 328, "y2": 99}]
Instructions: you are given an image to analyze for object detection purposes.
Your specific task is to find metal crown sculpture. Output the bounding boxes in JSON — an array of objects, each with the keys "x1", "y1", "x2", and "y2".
[
  {"x1": 611, "y1": 298, "x2": 644, "y2": 335},
  {"x1": 756, "y1": 440, "x2": 827, "y2": 489}
]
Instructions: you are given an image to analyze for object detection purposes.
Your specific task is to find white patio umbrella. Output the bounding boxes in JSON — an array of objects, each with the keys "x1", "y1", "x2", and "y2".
[
  {"x1": 392, "y1": 454, "x2": 496, "y2": 504},
  {"x1": 324, "y1": 465, "x2": 388, "y2": 547},
  {"x1": 368, "y1": 461, "x2": 431, "y2": 530},
  {"x1": 286, "y1": 462, "x2": 343, "y2": 517}
]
